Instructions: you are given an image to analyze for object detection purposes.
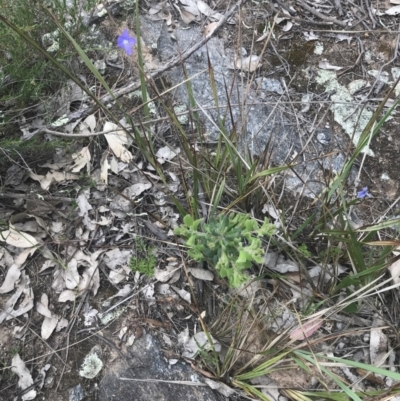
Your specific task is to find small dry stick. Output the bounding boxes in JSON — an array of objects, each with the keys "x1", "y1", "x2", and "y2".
[
  {"x1": 333, "y1": 0, "x2": 344, "y2": 17},
  {"x1": 38, "y1": 0, "x2": 250, "y2": 133},
  {"x1": 297, "y1": 0, "x2": 347, "y2": 27}
]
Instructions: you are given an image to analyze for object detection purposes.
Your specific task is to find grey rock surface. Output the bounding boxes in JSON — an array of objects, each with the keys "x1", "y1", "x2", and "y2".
[
  {"x1": 98, "y1": 333, "x2": 222, "y2": 401},
  {"x1": 139, "y1": 17, "x2": 355, "y2": 197},
  {"x1": 69, "y1": 383, "x2": 85, "y2": 401}
]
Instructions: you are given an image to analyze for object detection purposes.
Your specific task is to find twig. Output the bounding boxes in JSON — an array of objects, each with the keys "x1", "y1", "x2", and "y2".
[
  {"x1": 333, "y1": 0, "x2": 343, "y2": 17},
  {"x1": 272, "y1": 0, "x2": 296, "y2": 15},
  {"x1": 38, "y1": 0, "x2": 249, "y2": 132},
  {"x1": 363, "y1": 0, "x2": 377, "y2": 29},
  {"x1": 296, "y1": 0, "x2": 347, "y2": 27},
  {"x1": 337, "y1": 37, "x2": 364, "y2": 77}
]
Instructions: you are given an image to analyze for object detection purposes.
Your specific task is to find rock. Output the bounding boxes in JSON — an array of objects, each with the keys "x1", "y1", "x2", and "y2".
[
  {"x1": 98, "y1": 333, "x2": 220, "y2": 401},
  {"x1": 139, "y1": 16, "x2": 354, "y2": 198},
  {"x1": 68, "y1": 383, "x2": 85, "y2": 401}
]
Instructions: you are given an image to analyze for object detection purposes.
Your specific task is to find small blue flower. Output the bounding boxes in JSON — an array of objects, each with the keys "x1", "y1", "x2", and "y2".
[
  {"x1": 357, "y1": 187, "x2": 372, "y2": 199},
  {"x1": 117, "y1": 29, "x2": 136, "y2": 55}
]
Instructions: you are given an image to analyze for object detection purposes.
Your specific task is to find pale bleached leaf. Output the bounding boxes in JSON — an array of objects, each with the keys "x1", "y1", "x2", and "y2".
[
  {"x1": 210, "y1": 11, "x2": 223, "y2": 21},
  {"x1": 0, "y1": 273, "x2": 34, "y2": 323},
  {"x1": 290, "y1": 318, "x2": 324, "y2": 341},
  {"x1": 303, "y1": 31, "x2": 319, "y2": 41},
  {"x1": 0, "y1": 264, "x2": 20, "y2": 294},
  {"x1": 71, "y1": 146, "x2": 91, "y2": 173},
  {"x1": 77, "y1": 114, "x2": 96, "y2": 134},
  {"x1": 318, "y1": 60, "x2": 343, "y2": 70},
  {"x1": 370, "y1": 315, "x2": 388, "y2": 365},
  {"x1": 149, "y1": 6, "x2": 162, "y2": 14},
  {"x1": 204, "y1": 21, "x2": 218, "y2": 36},
  {"x1": 165, "y1": 11, "x2": 172, "y2": 25},
  {"x1": 388, "y1": 259, "x2": 400, "y2": 285},
  {"x1": 50, "y1": 221, "x2": 63, "y2": 234},
  {"x1": 41, "y1": 315, "x2": 59, "y2": 340},
  {"x1": 204, "y1": 379, "x2": 236, "y2": 397},
  {"x1": 128, "y1": 182, "x2": 152, "y2": 197},
  {"x1": 96, "y1": 216, "x2": 112, "y2": 226},
  {"x1": 171, "y1": 285, "x2": 191, "y2": 303},
  {"x1": 29, "y1": 171, "x2": 79, "y2": 190},
  {"x1": 235, "y1": 55, "x2": 261, "y2": 72},
  {"x1": 65, "y1": 257, "x2": 80, "y2": 290},
  {"x1": 84, "y1": 308, "x2": 99, "y2": 326},
  {"x1": 256, "y1": 31, "x2": 269, "y2": 42},
  {"x1": 156, "y1": 146, "x2": 180, "y2": 164},
  {"x1": 197, "y1": 0, "x2": 213, "y2": 16},
  {"x1": 180, "y1": 0, "x2": 197, "y2": 6},
  {"x1": 154, "y1": 264, "x2": 181, "y2": 282},
  {"x1": 1, "y1": 225, "x2": 38, "y2": 248},
  {"x1": 182, "y1": 331, "x2": 221, "y2": 358},
  {"x1": 56, "y1": 317, "x2": 68, "y2": 332},
  {"x1": 188, "y1": 268, "x2": 214, "y2": 281},
  {"x1": 100, "y1": 153, "x2": 109, "y2": 184},
  {"x1": 181, "y1": 9, "x2": 197, "y2": 24},
  {"x1": 178, "y1": 326, "x2": 190, "y2": 345},
  {"x1": 386, "y1": 5, "x2": 400, "y2": 14},
  {"x1": 283, "y1": 20, "x2": 293, "y2": 32},
  {"x1": 11, "y1": 354, "x2": 37, "y2": 401},
  {"x1": 36, "y1": 293, "x2": 52, "y2": 318},
  {"x1": 109, "y1": 265, "x2": 131, "y2": 284},
  {"x1": 58, "y1": 290, "x2": 76, "y2": 302},
  {"x1": 104, "y1": 122, "x2": 134, "y2": 163}
]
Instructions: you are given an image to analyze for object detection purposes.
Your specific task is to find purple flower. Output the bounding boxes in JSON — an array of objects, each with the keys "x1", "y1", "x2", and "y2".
[
  {"x1": 357, "y1": 187, "x2": 372, "y2": 199},
  {"x1": 117, "y1": 29, "x2": 136, "y2": 55}
]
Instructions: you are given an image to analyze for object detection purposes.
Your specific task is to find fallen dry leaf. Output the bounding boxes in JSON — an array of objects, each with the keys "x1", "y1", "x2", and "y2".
[
  {"x1": 42, "y1": 315, "x2": 59, "y2": 340},
  {"x1": 29, "y1": 170, "x2": 79, "y2": 190},
  {"x1": 12, "y1": 354, "x2": 37, "y2": 400},
  {"x1": 282, "y1": 20, "x2": 293, "y2": 32},
  {"x1": 386, "y1": 5, "x2": 400, "y2": 15},
  {"x1": 204, "y1": 21, "x2": 218, "y2": 36},
  {"x1": 36, "y1": 293, "x2": 52, "y2": 318},
  {"x1": 318, "y1": 60, "x2": 343, "y2": 70},
  {"x1": 71, "y1": 146, "x2": 91, "y2": 173},
  {"x1": 388, "y1": 259, "x2": 400, "y2": 285},
  {"x1": 235, "y1": 55, "x2": 261, "y2": 72},
  {"x1": 197, "y1": 0, "x2": 213, "y2": 16},
  {"x1": 104, "y1": 122, "x2": 134, "y2": 163},
  {"x1": 180, "y1": 8, "x2": 197, "y2": 23},
  {"x1": 0, "y1": 272, "x2": 34, "y2": 323},
  {"x1": 156, "y1": 146, "x2": 180, "y2": 164},
  {"x1": 370, "y1": 315, "x2": 388, "y2": 366},
  {"x1": 0, "y1": 264, "x2": 21, "y2": 294},
  {"x1": 1, "y1": 224, "x2": 38, "y2": 248},
  {"x1": 290, "y1": 318, "x2": 323, "y2": 341},
  {"x1": 188, "y1": 267, "x2": 214, "y2": 281}
]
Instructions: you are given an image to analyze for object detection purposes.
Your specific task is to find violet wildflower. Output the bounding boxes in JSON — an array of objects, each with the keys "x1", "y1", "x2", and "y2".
[
  {"x1": 357, "y1": 187, "x2": 372, "y2": 199},
  {"x1": 117, "y1": 29, "x2": 136, "y2": 56}
]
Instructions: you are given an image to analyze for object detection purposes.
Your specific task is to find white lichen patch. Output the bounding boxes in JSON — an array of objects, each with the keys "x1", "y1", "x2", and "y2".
[
  {"x1": 391, "y1": 67, "x2": 400, "y2": 97},
  {"x1": 314, "y1": 42, "x2": 324, "y2": 55},
  {"x1": 42, "y1": 30, "x2": 60, "y2": 53},
  {"x1": 316, "y1": 70, "x2": 374, "y2": 156},
  {"x1": 129, "y1": 90, "x2": 157, "y2": 116},
  {"x1": 79, "y1": 346, "x2": 103, "y2": 379},
  {"x1": 174, "y1": 103, "x2": 188, "y2": 125},
  {"x1": 347, "y1": 79, "x2": 368, "y2": 95},
  {"x1": 98, "y1": 307, "x2": 125, "y2": 325}
]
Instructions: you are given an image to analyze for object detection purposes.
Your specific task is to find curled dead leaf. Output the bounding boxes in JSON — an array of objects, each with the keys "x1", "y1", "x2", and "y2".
[
  {"x1": 204, "y1": 22, "x2": 218, "y2": 36},
  {"x1": 318, "y1": 60, "x2": 343, "y2": 71},
  {"x1": 235, "y1": 55, "x2": 261, "y2": 72},
  {"x1": 290, "y1": 318, "x2": 323, "y2": 341}
]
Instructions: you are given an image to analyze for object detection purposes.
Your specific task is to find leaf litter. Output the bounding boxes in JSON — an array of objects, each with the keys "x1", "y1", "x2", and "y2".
[{"x1": 2, "y1": 1, "x2": 400, "y2": 399}]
